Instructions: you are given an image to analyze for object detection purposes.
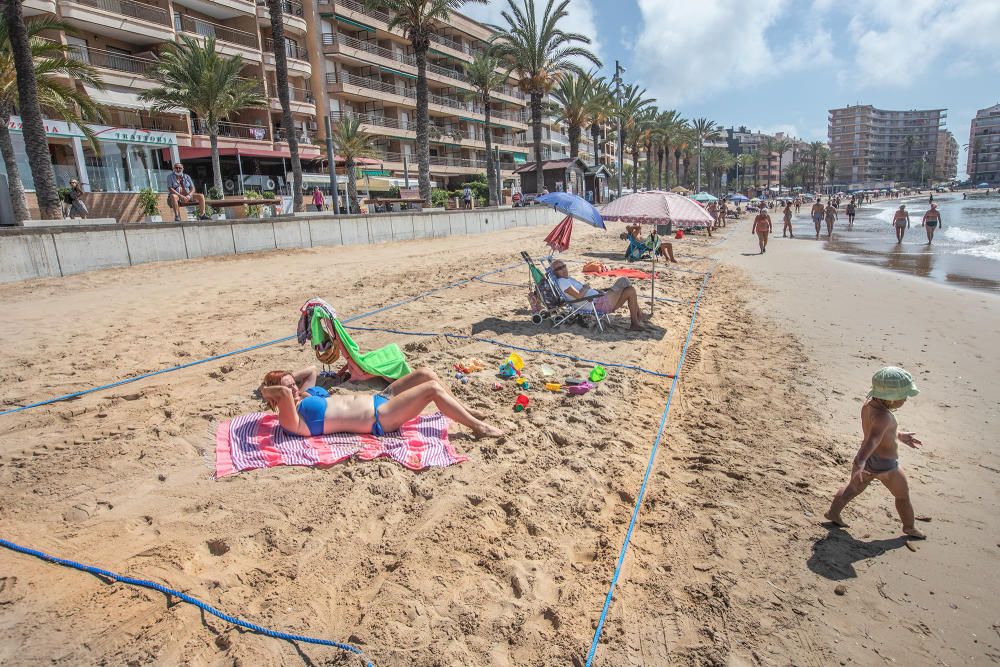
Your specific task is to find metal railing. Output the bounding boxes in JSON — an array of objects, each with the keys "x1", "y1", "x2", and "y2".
[
  {"x1": 255, "y1": 0, "x2": 304, "y2": 17},
  {"x1": 194, "y1": 119, "x2": 271, "y2": 141},
  {"x1": 175, "y1": 15, "x2": 259, "y2": 49},
  {"x1": 331, "y1": 111, "x2": 523, "y2": 147},
  {"x1": 69, "y1": 45, "x2": 157, "y2": 76},
  {"x1": 263, "y1": 38, "x2": 307, "y2": 60},
  {"x1": 72, "y1": 0, "x2": 170, "y2": 26},
  {"x1": 274, "y1": 127, "x2": 310, "y2": 143},
  {"x1": 272, "y1": 85, "x2": 314, "y2": 103},
  {"x1": 375, "y1": 150, "x2": 515, "y2": 170},
  {"x1": 323, "y1": 31, "x2": 412, "y2": 67},
  {"x1": 335, "y1": 0, "x2": 390, "y2": 24}
]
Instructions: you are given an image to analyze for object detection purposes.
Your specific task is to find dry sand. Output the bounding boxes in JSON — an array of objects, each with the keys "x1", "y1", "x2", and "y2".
[{"x1": 0, "y1": 211, "x2": 997, "y2": 666}]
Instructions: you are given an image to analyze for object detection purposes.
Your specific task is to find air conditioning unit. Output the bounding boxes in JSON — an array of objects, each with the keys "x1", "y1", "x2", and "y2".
[{"x1": 307, "y1": 121, "x2": 318, "y2": 131}]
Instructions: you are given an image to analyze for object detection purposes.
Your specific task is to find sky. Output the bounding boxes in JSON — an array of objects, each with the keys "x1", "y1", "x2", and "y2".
[{"x1": 462, "y1": 0, "x2": 1000, "y2": 179}]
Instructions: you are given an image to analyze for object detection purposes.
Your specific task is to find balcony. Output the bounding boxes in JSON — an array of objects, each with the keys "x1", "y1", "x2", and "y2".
[
  {"x1": 69, "y1": 46, "x2": 159, "y2": 88},
  {"x1": 194, "y1": 119, "x2": 270, "y2": 142},
  {"x1": 23, "y1": 0, "x2": 57, "y2": 15},
  {"x1": 326, "y1": 71, "x2": 483, "y2": 117},
  {"x1": 274, "y1": 127, "x2": 310, "y2": 144},
  {"x1": 331, "y1": 111, "x2": 522, "y2": 149},
  {"x1": 270, "y1": 85, "x2": 316, "y2": 114},
  {"x1": 175, "y1": 14, "x2": 261, "y2": 60},
  {"x1": 376, "y1": 150, "x2": 516, "y2": 173},
  {"x1": 256, "y1": 0, "x2": 307, "y2": 34},
  {"x1": 263, "y1": 38, "x2": 312, "y2": 77},
  {"x1": 60, "y1": 0, "x2": 172, "y2": 44}
]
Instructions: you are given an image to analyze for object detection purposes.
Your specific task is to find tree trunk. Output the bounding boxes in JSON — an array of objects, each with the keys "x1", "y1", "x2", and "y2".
[
  {"x1": 0, "y1": 109, "x2": 32, "y2": 224},
  {"x1": 644, "y1": 139, "x2": 652, "y2": 190},
  {"x1": 484, "y1": 96, "x2": 496, "y2": 206},
  {"x1": 630, "y1": 141, "x2": 639, "y2": 191},
  {"x1": 414, "y1": 45, "x2": 431, "y2": 204},
  {"x1": 778, "y1": 155, "x2": 783, "y2": 194},
  {"x1": 209, "y1": 125, "x2": 223, "y2": 195},
  {"x1": 696, "y1": 144, "x2": 702, "y2": 192},
  {"x1": 656, "y1": 147, "x2": 663, "y2": 190},
  {"x1": 568, "y1": 123, "x2": 580, "y2": 159},
  {"x1": 346, "y1": 157, "x2": 358, "y2": 213},
  {"x1": 5, "y1": 0, "x2": 58, "y2": 220},
  {"x1": 590, "y1": 123, "x2": 601, "y2": 166},
  {"x1": 268, "y1": 0, "x2": 303, "y2": 212},
  {"x1": 530, "y1": 91, "x2": 543, "y2": 194}
]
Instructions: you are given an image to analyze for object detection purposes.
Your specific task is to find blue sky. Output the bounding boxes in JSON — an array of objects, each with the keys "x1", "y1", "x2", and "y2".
[{"x1": 463, "y1": 0, "x2": 1000, "y2": 178}]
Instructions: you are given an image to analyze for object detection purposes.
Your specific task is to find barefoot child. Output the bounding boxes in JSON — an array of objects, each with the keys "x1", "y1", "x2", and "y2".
[{"x1": 825, "y1": 367, "x2": 926, "y2": 539}]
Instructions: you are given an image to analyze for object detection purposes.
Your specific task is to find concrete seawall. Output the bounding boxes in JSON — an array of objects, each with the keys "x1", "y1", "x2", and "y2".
[{"x1": 0, "y1": 207, "x2": 561, "y2": 284}]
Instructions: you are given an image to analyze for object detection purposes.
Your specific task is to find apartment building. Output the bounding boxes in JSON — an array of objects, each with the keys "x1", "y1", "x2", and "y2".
[
  {"x1": 967, "y1": 104, "x2": 1000, "y2": 185},
  {"x1": 316, "y1": 0, "x2": 529, "y2": 189},
  {"x1": 724, "y1": 127, "x2": 809, "y2": 191},
  {"x1": 828, "y1": 105, "x2": 947, "y2": 188},
  {"x1": 10, "y1": 0, "x2": 528, "y2": 198},
  {"x1": 935, "y1": 129, "x2": 959, "y2": 181},
  {"x1": 520, "y1": 96, "x2": 595, "y2": 165}
]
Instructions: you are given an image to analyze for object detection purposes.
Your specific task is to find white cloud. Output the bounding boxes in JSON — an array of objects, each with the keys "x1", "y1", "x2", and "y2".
[{"x1": 461, "y1": 0, "x2": 604, "y2": 66}]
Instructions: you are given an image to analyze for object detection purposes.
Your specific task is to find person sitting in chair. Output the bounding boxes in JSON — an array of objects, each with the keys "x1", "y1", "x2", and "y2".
[
  {"x1": 260, "y1": 365, "x2": 502, "y2": 439},
  {"x1": 167, "y1": 162, "x2": 210, "y2": 222},
  {"x1": 623, "y1": 223, "x2": 678, "y2": 263},
  {"x1": 550, "y1": 259, "x2": 649, "y2": 332}
]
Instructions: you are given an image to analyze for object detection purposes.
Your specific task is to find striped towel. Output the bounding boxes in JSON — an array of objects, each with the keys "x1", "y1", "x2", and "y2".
[{"x1": 215, "y1": 412, "x2": 467, "y2": 478}]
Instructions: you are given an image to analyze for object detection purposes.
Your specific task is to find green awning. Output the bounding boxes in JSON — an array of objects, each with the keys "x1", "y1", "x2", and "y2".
[
  {"x1": 378, "y1": 65, "x2": 417, "y2": 80},
  {"x1": 513, "y1": 154, "x2": 527, "y2": 164},
  {"x1": 460, "y1": 116, "x2": 484, "y2": 125},
  {"x1": 429, "y1": 48, "x2": 459, "y2": 59},
  {"x1": 334, "y1": 14, "x2": 375, "y2": 32}
]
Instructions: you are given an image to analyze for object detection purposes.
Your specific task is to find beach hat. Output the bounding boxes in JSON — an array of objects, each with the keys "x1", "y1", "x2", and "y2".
[
  {"x1": 315, "y1": 341, "x2": 340, "y2": 365},
  {"x1": 867, "y1": 366, "x2": 919, "y2": 401}
]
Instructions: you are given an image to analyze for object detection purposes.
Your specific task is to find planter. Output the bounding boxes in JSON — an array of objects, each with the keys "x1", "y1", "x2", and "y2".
[
  {"x1": 212, "y1": 213, "x2": 226, "y2": 221},
  {"x1": 142, "y1": 215, "x2": 163, "y2": 223}
]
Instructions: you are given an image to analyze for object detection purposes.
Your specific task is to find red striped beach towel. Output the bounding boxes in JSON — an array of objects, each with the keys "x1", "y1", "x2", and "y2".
[{"x1": 215, "y1": 412, "x2": 467, "y2": 478}]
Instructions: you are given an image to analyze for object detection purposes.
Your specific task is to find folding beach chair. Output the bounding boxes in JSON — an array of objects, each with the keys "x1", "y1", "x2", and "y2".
[{"x1": 521, "y1": 251, "x2": 611, "y2": 332}]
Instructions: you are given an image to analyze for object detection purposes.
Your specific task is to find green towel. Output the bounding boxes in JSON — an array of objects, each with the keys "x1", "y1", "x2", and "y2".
[{"x1": 310, "y1": 309, "x2": 411, "y2": 380}]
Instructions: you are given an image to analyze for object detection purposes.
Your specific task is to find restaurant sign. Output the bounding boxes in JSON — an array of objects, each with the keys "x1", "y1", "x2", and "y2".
[
  {"x1": 7, "y1": 117, "x2": 84, "y2": 138},
  {"x1": 8, "y1": 116, "x2": 177, "y2": 146}
]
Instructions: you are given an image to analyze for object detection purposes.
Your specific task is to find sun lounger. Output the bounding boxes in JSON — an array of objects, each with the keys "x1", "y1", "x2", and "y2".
[{"x1": 521, "y1": 251, "x2": 611, "y2": 332}]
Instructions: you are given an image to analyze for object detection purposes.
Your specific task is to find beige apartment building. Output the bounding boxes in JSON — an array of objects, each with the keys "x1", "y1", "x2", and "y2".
[
  {"x1": 967, "y1": 104, "x2": 1000, "y2": 185},
  {"x1": 10, "y1": 0, "x2": 528, "y2": 198},
  {"x1": 935, "y1": 129, "x2": 959, "y2": 181}
]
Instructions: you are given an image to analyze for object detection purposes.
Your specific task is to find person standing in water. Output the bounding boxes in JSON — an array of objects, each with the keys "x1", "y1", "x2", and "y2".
[
  {"x1": 825, "y1": 367, "x2": 926, "y2": 540},
  {"x1": 892, "y1": 204, "x2": 910, "y2": 243},
  {"x1": 824, "y1": 199, "x2": 838, "y2": 238},
  {"x1": 846, "y1": 198, "x2": 857, "y2": 230},
  {"x1": 921, "y1": 203, "x2": 943, "y2": 244},
  {"x1": 810, "y1": 198, "x2": 825, "y2": 239},
  {"x1": 781, "y1": 200, "x2": 794, "y2": 237},
  {"x1": 753, "y1": 207, "x2": 772, "y2": 253}
]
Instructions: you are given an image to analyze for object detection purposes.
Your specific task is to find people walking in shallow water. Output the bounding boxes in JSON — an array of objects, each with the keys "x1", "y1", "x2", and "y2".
[
  {"x1": 753, "y1": 207, "x2": 772, "y2": 253},
  {"x1": 892, "y1": 205, "x2": 910, "y2": 243},
  {"x1": 825, "y1": 367, "x2": 926, "y2": 540},
  {"x1": 811, "y1": 198, "x2": 825, "y2": 239},
  {"x1": 782, "y1": 200, "x2": 794, "y2": 237},
  {"x1": 921, "y1": 203, "x2": 942, "y2": 244},
  {"x1": 824, "y1": 200, "x2": 838, "y2": 239},
  {"x1": 846, "y1": 198, "x2": 856, "y2": 230}
]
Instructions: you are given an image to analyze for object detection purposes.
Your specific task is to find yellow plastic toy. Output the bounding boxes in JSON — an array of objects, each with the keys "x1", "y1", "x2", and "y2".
[
  {"x1": 544, "y1": 382, "x2": 562, "y2": 392},
  {"x1": 506, "y1": 352, "x2": 524, "y2": 372}
]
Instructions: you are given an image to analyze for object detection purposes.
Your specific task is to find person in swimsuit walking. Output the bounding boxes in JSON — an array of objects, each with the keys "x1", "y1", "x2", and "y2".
[
  {"x1": 753, "y1": 207, "x2": 772, "y2": 253},
  {"x1": 810, "y1": 198, "x2": 825, "y2": 239},
  {"x1": 846, "y1": 198, "x2": 856, "y2": 230},
  {"x1": 824, "y1": 200, "x2": 838, "y2": 239},
  {"x1": 781, "y1": 200, "x2": 794, "y2": 238},
  {"x1": 892, "y1": 204, "x2": 910, "y2": 243},
  {"x1": 260, "y1": 365, "x2": 502, "y2": 438},
  {"x1": 921, "y1": 203, "x2": 943, "y2": 244},
  {"x1": 825, "y1": 367, "x2": 925, "y2": 539}
]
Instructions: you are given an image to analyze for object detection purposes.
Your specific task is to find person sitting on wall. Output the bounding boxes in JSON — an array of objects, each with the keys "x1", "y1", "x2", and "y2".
[{"x1": 167, "y1": 163, "x2": 210, "y2": 222}]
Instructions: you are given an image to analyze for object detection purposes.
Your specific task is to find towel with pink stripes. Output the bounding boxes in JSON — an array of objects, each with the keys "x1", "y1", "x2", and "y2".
[{"x1": 215, "y1": 412, "x2": 467, "y2": 478}]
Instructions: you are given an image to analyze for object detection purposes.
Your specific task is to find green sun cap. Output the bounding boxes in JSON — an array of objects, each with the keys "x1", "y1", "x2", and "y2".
[{"x1": 867, "y1": 366, "x2": 920, "y2": 401}]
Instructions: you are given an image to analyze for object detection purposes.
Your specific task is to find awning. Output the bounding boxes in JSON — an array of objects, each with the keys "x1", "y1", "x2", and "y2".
[
  {"x1": 334, "y1": 14, "x2": 375, "y2": 32},
  {"x1": 180, "y1": 146, "x2": 293, "y2": 160},
  {"x1": 83, "y1": 85, "x2": 184, "y2": 114},
  {"x1": 378, "y1": 65, "x2": 417, "y2": 80}
]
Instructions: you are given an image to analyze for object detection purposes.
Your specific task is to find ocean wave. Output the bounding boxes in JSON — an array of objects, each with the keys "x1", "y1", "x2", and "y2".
[
  {"x1": 957, "y1": 242, "x2": 1000, "y2": 262},
  {"x1": 943, "y1": 227, "x2": 992, "y2": 244}
]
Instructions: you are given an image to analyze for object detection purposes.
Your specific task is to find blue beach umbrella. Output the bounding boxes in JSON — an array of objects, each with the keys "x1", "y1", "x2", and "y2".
[
  {"x1": 727, "y1": 194, "x2": 749, "y2": 202},
  {"x1": 977, "y1": 182, "x2": 990, "y2": 188},
  {"x1": 689, "y1": 191, "x2": 718, "y2": 203},
  {"x1": 537, "y1": 192, "x2": 606, "y2": 229}
]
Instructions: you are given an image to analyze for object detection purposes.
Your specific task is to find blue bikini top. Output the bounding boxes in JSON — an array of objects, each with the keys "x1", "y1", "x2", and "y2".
[{"x1": 297, "y1": 386, "x2": 329, "y2": 436}]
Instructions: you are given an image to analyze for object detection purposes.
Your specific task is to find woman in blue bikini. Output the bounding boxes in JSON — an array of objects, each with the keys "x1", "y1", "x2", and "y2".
[{"x1": 260, "y1": 366, "x2": 502, "y2": 438}]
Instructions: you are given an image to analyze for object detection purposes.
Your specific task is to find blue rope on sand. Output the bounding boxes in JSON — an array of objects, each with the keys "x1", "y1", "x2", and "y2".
[
  {"x1": 0, "y1": 539, "x2": 374, "y2": 666},
  {"x1": 584, "y1": 266, "x2": 715, "y2": 666},
  {"x1": 0, "y1": 262, "x2": 522, "y2": 417},
  {"x1": 343, "y1": 325, "x2": 675, "y2": 380}
]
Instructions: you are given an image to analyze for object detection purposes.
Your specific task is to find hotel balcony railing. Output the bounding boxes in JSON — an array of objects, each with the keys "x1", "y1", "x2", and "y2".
[
  {"x1": 176, "y1": 15, "x2": 259, "y2": 49},
  {"x1": 69, "y1": 45, "x2": 157, "y2": 76},
  {"x1": 335, "y1": 0, "x2": 390, "y2": 24},
  {"x1": 274, "y1": 127, "x2": 310, "y2": 143},
  {"x1": 263, "y1": 38, "x2": 307, "y2": 60},
  {"x1": 271, "y1": 85, "x2": 314, "y2": 103},
  {"x1": 73, "y1": 0, "x2": 170, "y2": 26},
  {"x1": 326, "y1": 71, "x2": 485, "y2": 114},
  {"x1": 255, "y1": 0, "x2": 304, "y2": 17},
  {"x1": 375, "y1": 150, "x2": 516, "y2": 170},
  {"x1": 330, "y1": 111, "x2": 521, "y2": 145},
  {"x1": 194, "y1": 119, "x2": 271, "y2": 141}
]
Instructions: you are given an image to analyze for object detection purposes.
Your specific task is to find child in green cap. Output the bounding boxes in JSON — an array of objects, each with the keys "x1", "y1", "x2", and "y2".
[{"x1": 825, "y1": 366, "x2": 926, "y2": 539}]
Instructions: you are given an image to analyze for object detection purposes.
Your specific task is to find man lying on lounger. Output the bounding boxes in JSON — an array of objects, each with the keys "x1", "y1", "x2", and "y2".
[{"x1": 550, "y1": 260, "x2": 650, "y2": 332}]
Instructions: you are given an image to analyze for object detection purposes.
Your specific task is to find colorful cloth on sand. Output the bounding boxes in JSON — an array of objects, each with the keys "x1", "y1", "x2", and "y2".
[
  {"x1": 583, "y1": 266, "x2": 661, "y2": 280},
  {"x1": 215, "y1": 411, "x2": 466, "y2": 478}
]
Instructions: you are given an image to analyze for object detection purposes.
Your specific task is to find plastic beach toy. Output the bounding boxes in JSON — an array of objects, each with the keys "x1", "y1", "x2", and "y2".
[
  {"x1": 540, "y1": 364, "x2": 555, "y2": 377},
  {"x1": 506, "y1": 353, "x2": 524, "y2": 372},
  {"x1": 514, "y1": 394, "x2": 530, "y2": 412},
  {"x1": 544, "y1": 382, "x2": 562, "y2": 392},
  {"x1": 565, "y1": 381, "x2": 594, "y2": 396},
  {"x1": 589, "y1": 365, "x2": 607, "y2": 383},
  {"x1": 492, "y1": 381, "x2": 503, "y2": 391},
  {"x1": 498, "y1": 362, "x2": 518, "y2": 379}
]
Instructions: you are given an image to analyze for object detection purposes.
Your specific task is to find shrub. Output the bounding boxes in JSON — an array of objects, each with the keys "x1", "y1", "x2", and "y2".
[
  {"x1": 430, "y1": 189, "x2": 450, "y2": 207},
  {"x1": 244, "y1": 189, "x2": 263, "y2": 217},
  {"x1": 138, "y1": 188, "x2": 160, "y2": 217}
]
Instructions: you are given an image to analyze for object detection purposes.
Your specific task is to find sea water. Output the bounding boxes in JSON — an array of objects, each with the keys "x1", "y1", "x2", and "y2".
[{"x1": 824, "y1": 195, "x2": 1000, "y2": 292}]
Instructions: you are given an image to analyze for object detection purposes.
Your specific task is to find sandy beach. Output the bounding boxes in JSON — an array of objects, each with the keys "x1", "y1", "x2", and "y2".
[{"x1": 0, "y1": 210, "x2": 997, "y2": 666}]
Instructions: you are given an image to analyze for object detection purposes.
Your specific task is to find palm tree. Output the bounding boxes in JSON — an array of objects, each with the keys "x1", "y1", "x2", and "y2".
[
  {"x1": 772, "y1": 137, "x2": 792, "y2": 194},
  {"x1": 492, "y1": 0, "x2": 600, "y2": 193},
  {"x1": 689, "y1": 117, "x2": 721, "y2": 192},
  {"x1": 550, "y1": 71, "x2": 593, "y2": 159},
  {"x1": 464, "y1": 52, "x2": 507, "y2": 206},
  {"x1": 266, "y1": 0, "x2": 303, "y2": 211},
  {"x1": 735, "y1": 153, "x2": 753, "y2": 193},
  {"x1": 653, "y1": 110, "x2": 685, "y2": 190},
  {"x1": 749, "y1": 150, "x2": 761, "y2": 190},
  {"x1": 584, "y1": 76, "x2": 611, "y2": 166},
  {"x1": 366, "y1": 0, "x2": 485, "y2": 204},
  {"x1": 142, "y1": 36, "x2": 265, "y2": 195},
  {"x1": 806, "y1": 140, "x2": 825, "y2": 192},
  {"x1": 901, "y1": 134, "x2": 916, "y2": 183},
  {"x1": 2, "y1": 0, "x2": 69, "y2": 220},
  {"x1": 701, "y1": 147, "x2": 732, "y2": 193},
  {"x1": 639, "y1": 108, "x2": 659, "y2": 190},
  {"x1": 331, "y1": 115, "x2": 378, "y2": 213},
  {"x1": 615, "y1": 83, "x2": 654, "y2": 191},
  {"x1": 0, "y1": 16, "x2": 105, "y2": 223},
  {"x1": 758, "y1": 135, "x2": 777, "y2": 193}
]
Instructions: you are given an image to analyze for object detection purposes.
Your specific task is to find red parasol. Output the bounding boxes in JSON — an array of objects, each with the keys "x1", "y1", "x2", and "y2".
[{"x1": 544, "y1": 215, "x2": 574, "y2": 252}]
